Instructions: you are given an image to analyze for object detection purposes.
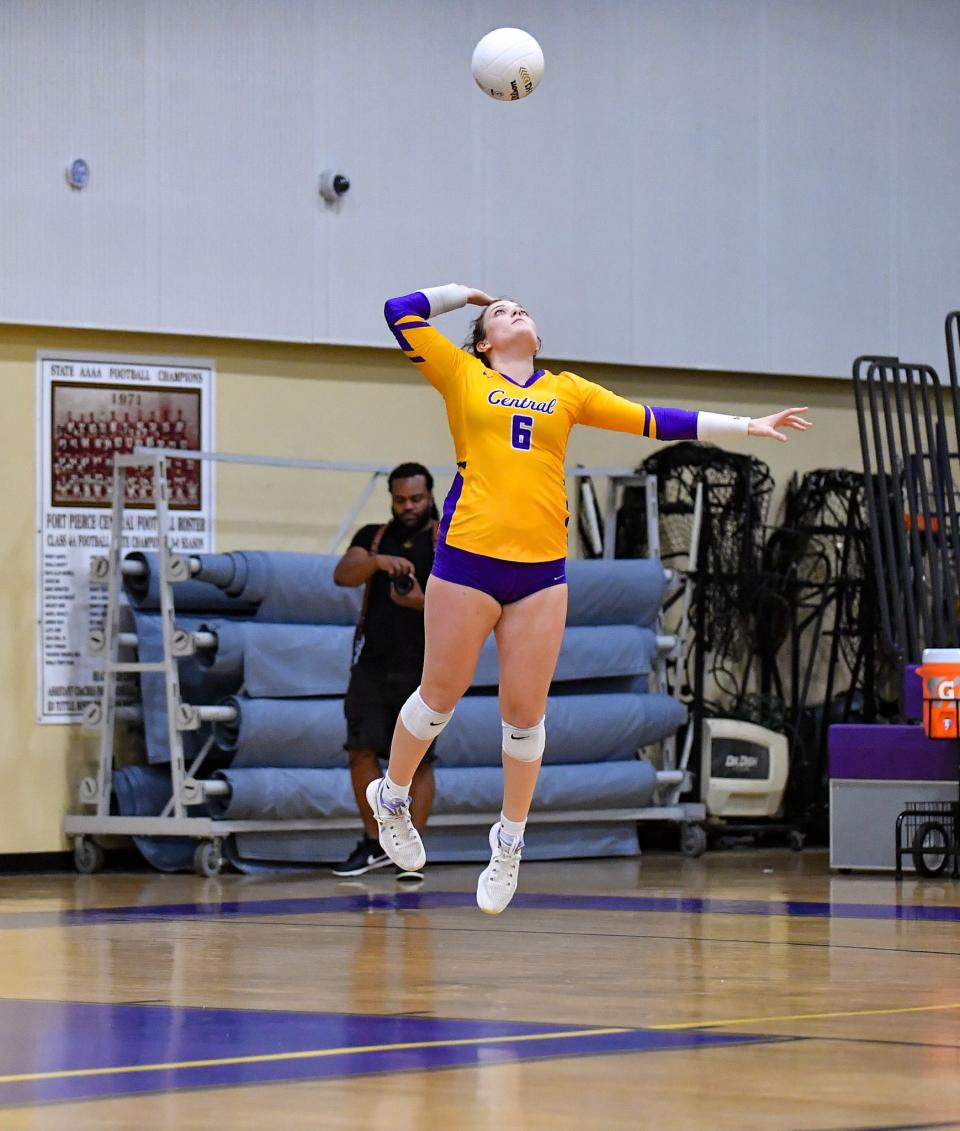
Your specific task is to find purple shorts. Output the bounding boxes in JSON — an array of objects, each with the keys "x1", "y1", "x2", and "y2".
[{"x1": 431, "y1": 540, "x2": 567, "y2": 606}]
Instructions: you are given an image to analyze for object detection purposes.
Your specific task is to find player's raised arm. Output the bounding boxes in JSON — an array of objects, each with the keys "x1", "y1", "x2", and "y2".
[{"x1": 383, "y1": 285, "x2": 493, "y2": 392}]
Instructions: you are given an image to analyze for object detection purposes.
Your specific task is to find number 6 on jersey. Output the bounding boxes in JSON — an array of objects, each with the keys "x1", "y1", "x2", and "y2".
[{"x1": 511, "y1": 414, "x2": 534, "y2": 451}]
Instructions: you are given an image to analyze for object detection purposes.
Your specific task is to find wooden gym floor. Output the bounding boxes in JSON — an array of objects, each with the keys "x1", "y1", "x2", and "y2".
[{"x1": 1, "y1": 847, "x2": 959, "y2": 1130}]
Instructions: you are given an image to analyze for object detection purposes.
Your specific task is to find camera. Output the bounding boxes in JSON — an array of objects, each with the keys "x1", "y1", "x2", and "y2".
[
  {"x1": 391, "y1": 573, "x2": 414, "y2": 596},
  {"x1": 318, "y1": 170, "x2": 350, "y2": 203}
]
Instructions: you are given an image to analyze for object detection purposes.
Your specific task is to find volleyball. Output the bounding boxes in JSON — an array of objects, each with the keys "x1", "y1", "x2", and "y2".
[{"x1": 471, "y1": 28, "x2": 544, "y2": 101}]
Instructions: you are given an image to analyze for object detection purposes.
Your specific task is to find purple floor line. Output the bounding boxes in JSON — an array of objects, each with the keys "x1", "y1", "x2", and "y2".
[{"x1": 3, "y1": 890, "x2": 959, "y2": 930}]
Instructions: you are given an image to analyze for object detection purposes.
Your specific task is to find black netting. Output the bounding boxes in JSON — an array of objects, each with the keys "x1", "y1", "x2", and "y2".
[
  {"x1": 625, "y1": 442, "x2": 774, "y2": 670},
  {"x1": 614, "y1": 452, "x2": 890, "y2": 840},
  {"x1": 763, "y1": 469, "x2": 892, "y2": 837}
]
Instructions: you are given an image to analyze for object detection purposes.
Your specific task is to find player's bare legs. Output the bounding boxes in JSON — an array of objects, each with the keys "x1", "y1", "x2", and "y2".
[
  {"x1": 367, "y1": 575, "x2": 500, "y2": 871},
  {"x1": 494, "y1": 583, "x2": 568, "y2": 819},
  {"x1": 477, "y1": 583, "x2": 567, "y2": 914},
  {"x1": 386, "y1": 575, "x2": 501, "y2": 784}
]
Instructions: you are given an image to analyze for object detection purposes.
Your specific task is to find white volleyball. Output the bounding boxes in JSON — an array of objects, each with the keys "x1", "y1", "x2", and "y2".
[{"x1": 471, "y1": 28, "x2": 544, "y2": 102}]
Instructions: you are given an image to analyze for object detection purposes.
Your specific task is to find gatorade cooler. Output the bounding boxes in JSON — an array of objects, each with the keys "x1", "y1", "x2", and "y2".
[{"x1": 917, "y1": 648, "x2": 960, "y2": 740}]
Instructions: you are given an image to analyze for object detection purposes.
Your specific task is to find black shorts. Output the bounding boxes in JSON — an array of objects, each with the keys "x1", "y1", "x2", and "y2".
[{"x1": 344, "y1": 665, "x2": 437, "y2": 764}]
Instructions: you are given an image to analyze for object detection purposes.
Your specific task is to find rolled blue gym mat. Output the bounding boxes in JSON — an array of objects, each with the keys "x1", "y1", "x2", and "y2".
[
  {"x1": 253, "y1": 553, "x2": 360, "y2": 624},
  {"x1": 112, "y1": 765, "x2": 208, "y2": 872},
  {"x1": 134, "y1": 612, "x2": 240, "y2": 764},
  {"x1": 187, "y1": 551, "x2": 268, "y2": 598},
  {"x1": 123, "y1": 551, "x2": 262, "y2": 614},
  {"x1": 207, "y1": 766, "x2": 356, "y2": 819},
  {"x1": 434, "y1": 760, "x2": 658, "y2": 813},
  {"x1": 124, "y1": 552, "x2": 665, "y2": 625},
  {"x1": 123, "y1": 551, "x2": 361, "y2": 625},
  {"x1": 471, "y1": 624, "x2": 659, "y2": 687},
  {"x1": 210, "y1": 690, "x2": 683, "y2": 771},
  {"x1": 195, "y1": 621, "x2": 354, "y2": 697},
  {"x1": 207, "y1": 760, "x2": 657, "y2": 822},
  {"x1": 213, "y1": 695, "x2": 348, "y2": 768},
  {"x1": 565, "y1": 558, "x2": 668, "y2": 627},
  {"x1": 435, "y1": 693, "x2": 685, "y2": 768}
]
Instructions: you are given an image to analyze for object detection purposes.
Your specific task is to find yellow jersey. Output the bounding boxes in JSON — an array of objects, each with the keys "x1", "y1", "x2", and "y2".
[{"x1": 385, "y1": 289, "x2": 705, "y2": 563}]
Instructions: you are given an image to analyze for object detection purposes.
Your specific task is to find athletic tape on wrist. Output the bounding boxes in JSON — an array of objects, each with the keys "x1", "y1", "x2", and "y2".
[
  {"x1": 421, "y1": 284, "x2": 468, "y2": 318},
  {"x1": 696, "y1": 411, "x2": 750, "y2": 440}
]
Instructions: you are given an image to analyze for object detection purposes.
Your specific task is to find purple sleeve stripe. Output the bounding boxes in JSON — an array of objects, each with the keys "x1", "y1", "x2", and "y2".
[
  {"x1": 384, "y1": 292, "x2": 431, "y2": 327},
  {"x1": 396, "y1": 320, "x2": 430, "y2": 330},
  {"x1": 641, "y1": 407, "x2": 652, "y2": 438},
  {"x1": 407, "y1": 355, "x2": 426, "y2": 363},
  {"x1": 650, "y1": 406, "x2": 699, "y2": 441},
  {"x1": 389, "y1": 326, "x2": 411, "y2": 351}
]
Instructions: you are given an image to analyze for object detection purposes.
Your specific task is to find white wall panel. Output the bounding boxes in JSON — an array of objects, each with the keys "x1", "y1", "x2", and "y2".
[
  {"x1": 763, "y1": 0, "x2": 897, "y2": 376},
  {"x1": 0, "y1": 0, "x2": 958, "y2": 377},
  {"x1": 153, "y1": 0, "x2": 318, "y2": 340},
  {"x1": 893, "y1": 0, "x2": 960, "y2": 369},
  {"x1": 470, "y1": 0, "x2": 643, "y2": 367},
  {"x1": 620, "y1": 0, "x2": 769, "y2": 373},
  {"x1": 0, "y1": 1, "x2": 159, "y2": 328},
  {"x1": 314, "y1": 1, "x2": 477, "y2": 346}
]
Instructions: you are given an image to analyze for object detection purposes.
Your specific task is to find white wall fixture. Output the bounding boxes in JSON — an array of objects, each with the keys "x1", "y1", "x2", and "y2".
[
  {"x1": 318, "y1": 170, "x2": 350, "y2": 205},
  {"x1": 65, "y1": 158, "x2": 89, "y2": 190}
]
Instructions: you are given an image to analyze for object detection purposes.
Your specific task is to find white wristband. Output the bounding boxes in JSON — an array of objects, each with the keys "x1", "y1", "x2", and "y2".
[
  {"x1": 697, "y1": 411, "x2": 750, "y2": 440},
  {"x1": 420, "y1": 284, "x2": 468, "y2": 318}
]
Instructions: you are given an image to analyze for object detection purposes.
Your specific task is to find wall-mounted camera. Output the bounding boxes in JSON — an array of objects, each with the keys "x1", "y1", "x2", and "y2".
[{"x1": 319, "y1": 170, "x2": 350, "y2": 204}]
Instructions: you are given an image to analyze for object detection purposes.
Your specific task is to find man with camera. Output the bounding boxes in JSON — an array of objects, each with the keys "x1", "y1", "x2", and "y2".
[{"x1": 332, "y1": 462, "x2": 439, "y2": 877}]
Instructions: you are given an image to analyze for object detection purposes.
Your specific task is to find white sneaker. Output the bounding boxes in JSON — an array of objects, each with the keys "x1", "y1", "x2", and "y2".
[
  {"x1": 476, "y1": 823, "x2": 523, "y2": 915},
  {"x1": 365, "y1": 778, "x2": 425, "y2": 873}
]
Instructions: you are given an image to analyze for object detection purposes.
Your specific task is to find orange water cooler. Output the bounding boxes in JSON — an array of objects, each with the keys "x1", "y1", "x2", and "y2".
[{"x1": 917, "y1": 648, "x2": 960, "y2": 740}]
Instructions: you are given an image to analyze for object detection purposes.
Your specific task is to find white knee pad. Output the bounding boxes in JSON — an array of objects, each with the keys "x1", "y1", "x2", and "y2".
[
  {"x1": 400, "y1": 687, "x2": 454, "y2": 740},
  {"x1": 502, "y1": 717, "x2": 546, "y2": 763}
]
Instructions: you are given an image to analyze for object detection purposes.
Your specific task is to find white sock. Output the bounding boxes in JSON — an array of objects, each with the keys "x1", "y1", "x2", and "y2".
[
  {"x1": 499, "y1": 813, "x2": 526, "y2": 844},
  {"x1": 381, "y1": 772, "x2": 410, "y2": 807}
]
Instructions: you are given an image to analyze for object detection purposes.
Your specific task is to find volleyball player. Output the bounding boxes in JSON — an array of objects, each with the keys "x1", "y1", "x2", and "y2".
[{"x1": 369, "y1": 284, "x2": 811, "y2": 913}]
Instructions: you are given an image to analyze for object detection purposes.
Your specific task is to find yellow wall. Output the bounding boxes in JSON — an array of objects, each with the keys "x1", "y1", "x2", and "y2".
[{"x1": 0, "y1": 321, "x2": 861, "y2": 854}]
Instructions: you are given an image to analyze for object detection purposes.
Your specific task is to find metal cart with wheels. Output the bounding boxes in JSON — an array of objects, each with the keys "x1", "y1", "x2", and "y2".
[{"x1": 895, "y1": 800, "x2": 960, "y2": 878}]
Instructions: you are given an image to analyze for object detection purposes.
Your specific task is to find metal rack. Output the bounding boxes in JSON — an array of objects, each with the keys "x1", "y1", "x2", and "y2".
[
  {"x1": 595, "y1": 470, "x2": 706, "y2": 851},
  {"x1": 895, "y1": 798, "x2": 960, "y2": 879},
  {"x1": 65, "y1": 451, "x2": 700, "y2": 875},
  {"x1": 65, "y1": 450, "x2": 357, "y2": 877}
]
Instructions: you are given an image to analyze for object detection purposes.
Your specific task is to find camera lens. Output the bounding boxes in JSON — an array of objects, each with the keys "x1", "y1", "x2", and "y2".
[{"x1": 391, "y1": 573, "x2": 414, "y2": 596}]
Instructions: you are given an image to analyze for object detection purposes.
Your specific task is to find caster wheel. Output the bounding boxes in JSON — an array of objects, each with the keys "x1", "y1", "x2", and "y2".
[
  {"x1": 74, "y1": 838, "x2": 105, "y2": 874},
  {"x1": 788, "y1": 830, "x2": 805, "y2": 852},
  {"x1": 193, "y1": 840, "x2": 224, "y2": 878},
  {"x1": 680, "y1": 824, "x2": 707, "y2": 858},
  {"x1": 911, "y1": 821, "x2": 951, "y2": 877}
]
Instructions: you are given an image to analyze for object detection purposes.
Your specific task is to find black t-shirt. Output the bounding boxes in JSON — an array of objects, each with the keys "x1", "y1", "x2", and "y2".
[{"x1": 350, "y1": 519, "x2": 435, "y2": 674}]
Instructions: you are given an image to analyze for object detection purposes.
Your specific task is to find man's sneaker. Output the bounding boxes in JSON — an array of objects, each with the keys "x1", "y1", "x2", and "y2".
[
  {"x1": 331, "y1": 836, "x2": 391, "y2": 877},
  {"x1": 365, "y1": 778, "x2": 426, "y2": 872},
  {"x1": 476, "y1": 823, "x2": 523, "y2": 915}
]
